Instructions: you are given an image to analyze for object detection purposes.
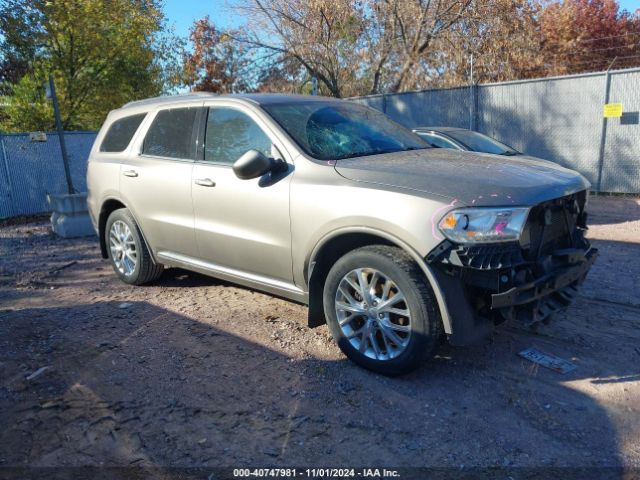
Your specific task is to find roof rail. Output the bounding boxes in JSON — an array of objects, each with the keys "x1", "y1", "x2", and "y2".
[{"x1": 122, "y1": 92, "x2": 217, "y2": 109}]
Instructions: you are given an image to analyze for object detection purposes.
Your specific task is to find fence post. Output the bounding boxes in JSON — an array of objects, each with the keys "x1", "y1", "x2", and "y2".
[
  {"x1": 47, "y1": 75, "x2": 75, "y2": 194},
  {"x1": 469, "y1": 54, "x2": 475, "y2": 130},
  {"x1": 0, "y1": 133, "x2": 15, "y2": 218},
  {"x1": 596, "y1": 58, "x2": 617, "y2": 193}
]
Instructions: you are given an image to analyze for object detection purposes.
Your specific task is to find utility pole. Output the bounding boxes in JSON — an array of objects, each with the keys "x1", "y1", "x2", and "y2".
[
  {"x1": 47, "y1": 75, "x2": 74, "y2": 194},
  {"x1": 311, "y1": 75, "x2": 318, "y2": 96}
]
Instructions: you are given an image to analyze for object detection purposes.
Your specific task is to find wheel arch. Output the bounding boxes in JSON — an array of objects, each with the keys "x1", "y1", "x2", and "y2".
[
  {"x1": 306, "y1": 227, "x2": 453, "y2": 334},
  {"x1": 98, "y1": 198, "x2": 156, "y2": 264}
]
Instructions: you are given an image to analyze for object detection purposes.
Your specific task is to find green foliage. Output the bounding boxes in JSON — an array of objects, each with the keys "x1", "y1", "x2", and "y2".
[
  {"x1": 1, "y1": 69, "x2": 53, "y2": 132},
  {"x1": 0, "y1": 0, "x2": 182, "y2": 132}
]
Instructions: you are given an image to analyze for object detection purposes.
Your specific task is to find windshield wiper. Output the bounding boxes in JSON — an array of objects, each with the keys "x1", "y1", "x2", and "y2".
[{"x1": 501, "y1": 150, "x2": 519, "y2": 156}]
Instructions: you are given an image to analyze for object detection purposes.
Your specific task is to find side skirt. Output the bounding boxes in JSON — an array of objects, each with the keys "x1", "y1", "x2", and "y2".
[{"x1": 157, "y1": 251, "x2": 309, "y2": 304}]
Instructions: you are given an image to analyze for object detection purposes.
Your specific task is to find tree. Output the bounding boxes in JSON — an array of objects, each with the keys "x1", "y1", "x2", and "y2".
[
  {"x1": 0, "y1": 69, "x2": 53, "y2": 132},
  {"x1": 432, "y1": 0, "x2": 544, "y2": 85},
  {"x1": 539, "y1": 0, "x2": 640, "y2": 75},
  {"x1": 236, "y1": 0, "x2": 477, "y2": 97},
  {"x1": 0, "y1": 0, "x2": 179, "y2": 131},
  {"x1": 370, "y1": 0, "x2": 473, "y2": 92},
  {"x1": 236, "y1": 0, "x2": 367, "y2": 97},
  {"x1": 182, "y1": 17, "x2": 253, "y2": 93},
  {"x1": 255, "y1": 55, "x2": 308, "y2": 93}
]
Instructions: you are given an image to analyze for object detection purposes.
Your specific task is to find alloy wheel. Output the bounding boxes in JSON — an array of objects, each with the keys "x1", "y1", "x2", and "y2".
[
  {"x1": 109, "y1": 220, "x2": 137, "y2": 276},
  {"x1": 334, "y1": 268, "x2": 412, "y2": 361}
]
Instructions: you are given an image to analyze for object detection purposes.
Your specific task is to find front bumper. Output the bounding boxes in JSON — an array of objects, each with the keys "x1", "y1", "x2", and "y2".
[
  {"x1": 427, "y1": 191, "x2": 596, "y2": 346},
  {"x1": 491, "y1": 247, "x2": 597, "y2": 309}
]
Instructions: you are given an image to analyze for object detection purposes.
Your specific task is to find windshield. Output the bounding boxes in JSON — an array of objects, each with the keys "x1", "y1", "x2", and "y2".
[
  {"x1": 445, "y1": 130, "x2": 519, "y2": 155},
  {"x1": 262, "y1": 101, "x2": 429, "y2": 160}
]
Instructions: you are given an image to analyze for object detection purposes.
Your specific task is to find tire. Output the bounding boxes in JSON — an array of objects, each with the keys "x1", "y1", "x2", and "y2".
[
  {"x1": 323, "y1": 245, "x2": 443, "y2": 376},
  {"x1": 105, "y1": 208, "x2": 164, "y2": 285}
]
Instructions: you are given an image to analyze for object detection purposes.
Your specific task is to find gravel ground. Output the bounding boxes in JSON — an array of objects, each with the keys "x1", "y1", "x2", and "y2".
[{"x1": 0, "y1": 195, "x2": 639, "y2": 477}]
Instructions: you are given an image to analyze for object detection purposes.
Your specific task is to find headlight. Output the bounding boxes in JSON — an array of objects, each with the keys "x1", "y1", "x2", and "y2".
[{"x1": 438, "y1": 207, "x2": 530, "y2": 244}]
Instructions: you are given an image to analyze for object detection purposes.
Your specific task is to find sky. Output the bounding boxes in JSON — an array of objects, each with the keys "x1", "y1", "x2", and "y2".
[
  {"x1": 163, "y1": 0, "x2": 242, "y2": 38},
  {"x1": 620, "y1": 0, "x2": 640, "y2": 12},
  {"x1": 164, "y1": 0, "x2": 640, "y2": 40}
]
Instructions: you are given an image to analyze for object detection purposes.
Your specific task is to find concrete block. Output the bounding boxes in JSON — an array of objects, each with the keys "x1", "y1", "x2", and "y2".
[
  {"x1": 47, "y1": 193, "x2": 89, "y2": 215},
  {"x1": 47, "y1": 192, "x2": 96, "y2": 238}
]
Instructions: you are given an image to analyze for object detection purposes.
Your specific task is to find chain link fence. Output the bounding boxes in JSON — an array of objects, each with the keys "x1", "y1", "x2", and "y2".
[
  {"x1": 352, "y1": 67, "x2": 640, "y2": 194},
  {"x1": 0, "y1": 131, "x2": 97, "y2": 219},
  {"x1": 1, "y1": 69, "x2": 638, "y2": 219}
]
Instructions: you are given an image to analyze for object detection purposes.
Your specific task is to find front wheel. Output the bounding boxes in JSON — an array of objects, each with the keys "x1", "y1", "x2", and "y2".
[{"x1": 323, "y1": 245, "x2": 443, "y2": 376}]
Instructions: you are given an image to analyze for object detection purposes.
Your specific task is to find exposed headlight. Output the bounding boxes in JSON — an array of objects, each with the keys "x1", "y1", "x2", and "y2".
[{"x1": 438, "y1": 207, "x2": 530, "y2": 244}]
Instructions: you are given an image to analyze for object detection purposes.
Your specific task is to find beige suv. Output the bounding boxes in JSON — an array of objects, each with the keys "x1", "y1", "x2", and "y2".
[{"x1": 87, "y1": 93, "x2": 597, "y2": 375}]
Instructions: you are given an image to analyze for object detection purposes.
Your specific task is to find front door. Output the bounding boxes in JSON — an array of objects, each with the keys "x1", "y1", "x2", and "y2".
[{"x1": 191, "y1": 105, "x2": 293, "y2": 283}]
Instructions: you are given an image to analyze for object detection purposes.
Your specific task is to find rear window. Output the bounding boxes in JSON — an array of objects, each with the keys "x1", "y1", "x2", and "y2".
[
  {"x1": 142, "y1": 107, "x2": 199, "y2": 159},
  {"x1": 99, "y1": 113, "x2": 147, "y2": 152}
]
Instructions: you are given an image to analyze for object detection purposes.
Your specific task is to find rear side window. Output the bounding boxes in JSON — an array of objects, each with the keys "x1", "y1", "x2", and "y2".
[
  {"x1": 99, "y1": 113, "x2": 147, "y2": 152},
  {"x1": 142, "y1": 107, "x2": 199, "y2": 159}
]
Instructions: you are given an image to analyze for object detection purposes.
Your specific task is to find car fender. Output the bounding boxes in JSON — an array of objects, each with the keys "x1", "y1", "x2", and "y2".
[{"x1": 307, "y1": 226, "x2": 453, "y2": 334}]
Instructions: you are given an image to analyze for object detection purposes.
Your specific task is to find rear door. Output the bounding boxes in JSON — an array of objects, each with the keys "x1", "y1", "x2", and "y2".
[
  {"x1": 120, "y1": 105, "x2": 201, "y2": 257},
  {"x1": 191, "y1": 102, "x2": 293, "y2": 283}
]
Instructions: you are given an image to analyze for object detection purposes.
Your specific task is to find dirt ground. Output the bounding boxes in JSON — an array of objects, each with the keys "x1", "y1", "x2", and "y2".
[{"x1": 0, "y1": 195, "x2": 639, "y2": 477}]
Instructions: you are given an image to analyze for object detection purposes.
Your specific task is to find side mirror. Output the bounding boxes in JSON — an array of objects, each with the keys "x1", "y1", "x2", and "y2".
[{"x1": 232, "y1": 149, "x2": 286, "y2": 180}]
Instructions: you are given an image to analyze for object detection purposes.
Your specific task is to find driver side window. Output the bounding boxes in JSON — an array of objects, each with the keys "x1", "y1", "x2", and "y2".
[{"x1": 204, "y1": 107, "x2": 273, "y2": 165}]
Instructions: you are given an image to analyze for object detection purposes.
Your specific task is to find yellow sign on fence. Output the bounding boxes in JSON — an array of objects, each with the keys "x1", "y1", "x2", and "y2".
[{"x1": 603, "y1": 103, "x2": 623, "y2": 118}]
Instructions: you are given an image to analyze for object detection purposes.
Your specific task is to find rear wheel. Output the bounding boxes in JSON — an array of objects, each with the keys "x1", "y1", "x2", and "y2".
[
  {"x1": 323, "y1": 245, "x2": 443, "y2": 376},
  {"x1": 105, "y1": 208, "x2": 164, "y2": 285}
]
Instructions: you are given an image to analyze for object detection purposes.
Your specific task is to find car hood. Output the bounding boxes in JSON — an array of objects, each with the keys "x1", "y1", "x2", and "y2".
[{"x1": 334, "y1": 148, "x2": 590, "y2": 207}]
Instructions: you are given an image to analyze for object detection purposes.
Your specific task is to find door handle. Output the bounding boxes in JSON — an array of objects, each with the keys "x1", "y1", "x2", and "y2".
[
  {"x1": 123, "y1": 169, "x2": 138, "y2": 177},
  {"x1": 195, "y1": 178, "x2": 216, "y2": 187}
]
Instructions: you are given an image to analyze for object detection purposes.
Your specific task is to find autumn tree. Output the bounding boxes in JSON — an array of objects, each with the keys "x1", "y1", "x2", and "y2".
[
  {"x1": 430, "y1": 0, "x2": 544, "y2": 86},
  {"x1": 255, "y1": 55, "x2": 308, "y2": 93},
  {"x1": 236, "y1": 0, "x2": 367, "y2": 97},
  {"x1": 235, "y1": 0, "x2": 477, "y2": 96},
  {"x1": 182, "y1": 17, "x2": 253, "y2": 93},
  {"x1": 0, "y1": 0, "x2": 180, "y2": 131},
  {"x1": 539, "y1": 0, "x2": 640, "y2": 75}
]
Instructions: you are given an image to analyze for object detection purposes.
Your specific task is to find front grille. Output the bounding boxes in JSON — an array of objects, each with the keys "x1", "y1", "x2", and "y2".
[{"x1": 522, "y1": 192, "x2": 587, "y2": 260}]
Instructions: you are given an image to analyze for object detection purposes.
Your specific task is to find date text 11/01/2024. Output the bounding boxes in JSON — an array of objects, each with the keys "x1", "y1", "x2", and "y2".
[{"x1": 233, "y1": 468, "x2": 401, "y2": 478}]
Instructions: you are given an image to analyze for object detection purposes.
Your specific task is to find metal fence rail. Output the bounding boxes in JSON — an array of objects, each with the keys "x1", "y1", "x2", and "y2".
[
  {"x1": 0, "y1": 131, "x2": 97, "y2": 219},
  {"x1": 352, "y1": 67, "x2": 640, "y2": 194}
]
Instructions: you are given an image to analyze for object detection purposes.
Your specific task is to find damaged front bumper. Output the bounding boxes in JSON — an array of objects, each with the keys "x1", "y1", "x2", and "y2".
[
  {"x1": 491, "y1": 247, "x2": 597, "y2": 309},
  {"x1": 427, "y1": 191, "x2": 597, "y2": 346}
]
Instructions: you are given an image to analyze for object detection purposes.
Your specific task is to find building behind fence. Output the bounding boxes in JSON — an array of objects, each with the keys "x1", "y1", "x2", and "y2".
[
  {"x1": 0, "y1": 131, "x2": 97, "y2": 219},
  {"x1": 352, "y1": 67, "x2": 640, "y2": 195},
  {"x1": 1, "y1": 67, "x2": 639, "y2": 219}
]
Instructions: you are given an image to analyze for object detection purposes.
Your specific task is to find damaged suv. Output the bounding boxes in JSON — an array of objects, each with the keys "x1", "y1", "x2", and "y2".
[{"x1": 87, "y1": 94, "x2": 597, "y2": 375}]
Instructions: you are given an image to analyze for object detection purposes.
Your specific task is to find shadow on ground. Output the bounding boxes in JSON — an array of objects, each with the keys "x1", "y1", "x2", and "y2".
[{"x1": 0, "y1": 298, "x2": 633, "y2": 479}]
